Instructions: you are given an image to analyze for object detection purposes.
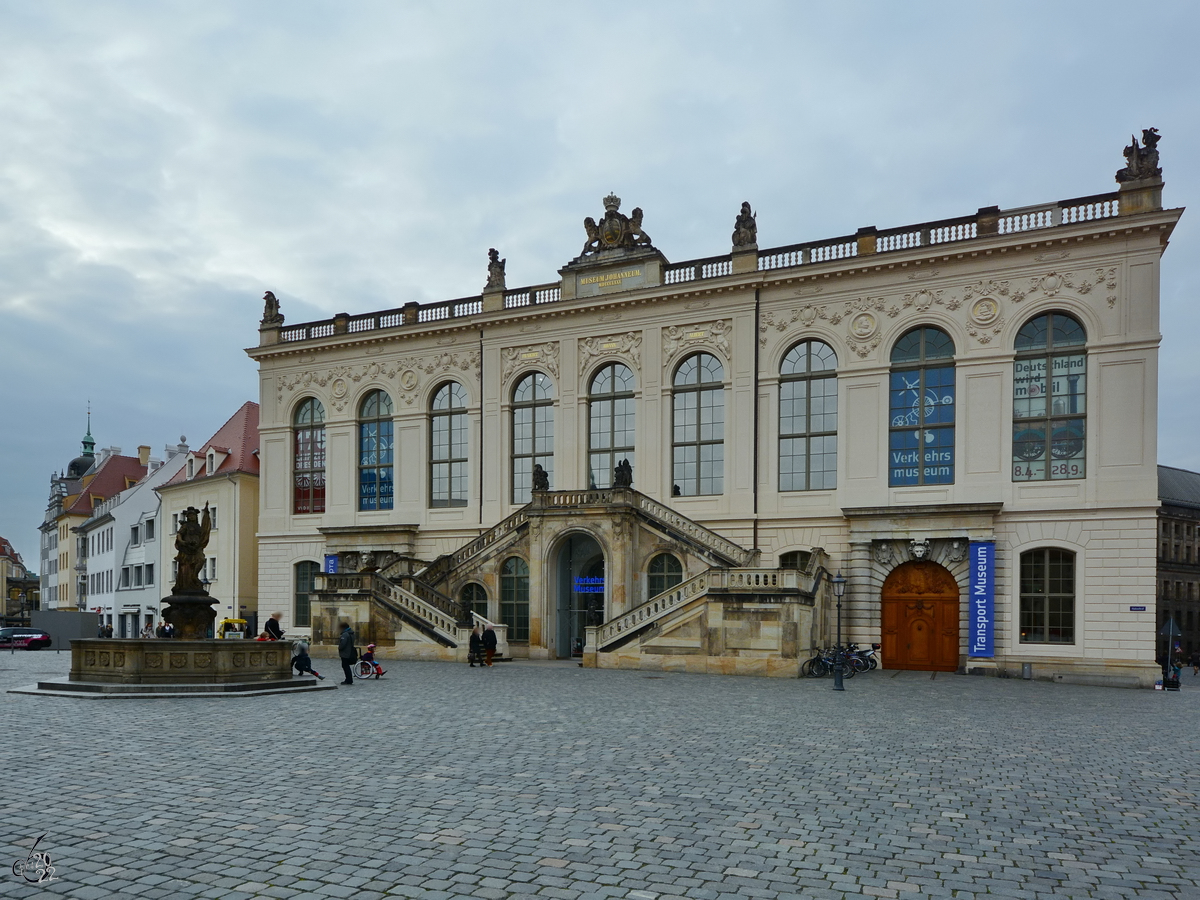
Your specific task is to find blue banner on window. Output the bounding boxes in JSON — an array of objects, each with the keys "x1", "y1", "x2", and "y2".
[
  {"x1": 573, "y1": 577, "x2": 604, "y2": 594},
  {"x1": 323, "y1": 554, "x2": 339, "y2": 575},
  {"x1": 969, "y1": 542, "x2": 994, "y2": 657}
]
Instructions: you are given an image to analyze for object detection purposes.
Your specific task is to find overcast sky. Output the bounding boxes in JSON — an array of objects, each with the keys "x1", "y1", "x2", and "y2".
[{"x1": 1, "y1": 1, "x2": 1198, "y2": 563}]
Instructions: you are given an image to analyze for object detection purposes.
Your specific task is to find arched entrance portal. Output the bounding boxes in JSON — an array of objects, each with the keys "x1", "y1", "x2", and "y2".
[
  {"x1": 555, "y1": 534, "x2": 605, "y2": 659},
  {"x1": 881, "y1": 561, "x2": 960, "y2": 672}
]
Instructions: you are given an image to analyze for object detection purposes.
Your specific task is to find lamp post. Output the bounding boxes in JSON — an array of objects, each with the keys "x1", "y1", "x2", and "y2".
[{"x1": 831, "y1": 570, "x2": 847, "y2": 692}]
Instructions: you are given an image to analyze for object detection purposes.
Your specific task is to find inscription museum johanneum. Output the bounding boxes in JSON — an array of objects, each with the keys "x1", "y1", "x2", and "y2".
[{"x1": 248, "y1": 132, "x2": 1179, "y2": 686}]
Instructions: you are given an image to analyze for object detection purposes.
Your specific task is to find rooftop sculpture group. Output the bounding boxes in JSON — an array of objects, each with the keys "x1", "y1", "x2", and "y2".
[
  {"x1": 1117, "y1": 128, "x2": 1162, "y2": 183},
  {"x1": 579, "y1": 193, "x2": 653, "y2": 259}
]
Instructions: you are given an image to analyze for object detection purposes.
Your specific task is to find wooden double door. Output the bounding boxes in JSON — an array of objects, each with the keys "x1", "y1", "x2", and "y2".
[{"x1": 880, "y1": 561, "x2": 960, "y2": 672}]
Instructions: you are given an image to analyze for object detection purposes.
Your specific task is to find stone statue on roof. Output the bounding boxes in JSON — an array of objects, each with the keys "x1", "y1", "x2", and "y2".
[
  {"x1": 1116, "y1": 128, "x2": 1162, "y2": 183},
  {"x1": 732, "y1": 202, "x2": 757, "y2": 248},
  {"x1": 485, "y1": 248, "x2": 506, "y2": 291},
  {"x1": 576, "y1": 194, "x2": 656, "y2": 259},
  {"x1": 260, "y1": 291, "x2": 284, "y2": 326}
]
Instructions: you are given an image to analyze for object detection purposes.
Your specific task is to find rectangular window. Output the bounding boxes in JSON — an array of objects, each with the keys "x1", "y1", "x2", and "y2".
[
  {"x1": 144, "y1": 519, "x2": 155, "y2": 541},
  {"x1": 145, "y1": 564, "x2": 154, "y2": 586},
  {"x1": 889, "y1": 365, "x2": 955, "y2": 486},
  {"x1": 172, "y1": 513, "x2": 179, "y2": 534},
  {"x1": 130, "y1": 525, "x2": 140, "y2": 546},
  {"x1": 209, "y1": 506, "x2": 218, "y2": 529},
  {"x1": 1019, "y1": 548, "x2": 1075, "y2": 644},
  {"x1": 133, "y1": 566, "x2": 143, "y2": 587},
  {"x1": 120, "y1": 568, "x2": 131, "y2": 588},
  {"x1": 207, "y1": 558, "x2": 217, "y2": 581}
]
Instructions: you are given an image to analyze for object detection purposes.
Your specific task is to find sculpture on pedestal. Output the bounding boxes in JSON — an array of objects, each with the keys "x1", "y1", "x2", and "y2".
[
  {"x1": 260, "y1": 291, "x2": 284, "y2": 326},
  {"x1": 732, "y1": 202, "x2": 757, "y2": 248},
  {"x1": 613, "y1": 458, "x2": 633, "y2": 488},
  {"x1": 163, "y1": 503, "x2": 219, "y2": 639},
  {"x1": 485, "y1": 248, "x2": 506, "y2": 291},
  {"x1": 1116, "y1": 128, "x2": 1162, "y2": 182},
  {"x1": 531, "y1": 464, "x2": 549, "y2": 492},
  {"x1": 577, "y1": 194, "x2": 654, "y2": 259}
]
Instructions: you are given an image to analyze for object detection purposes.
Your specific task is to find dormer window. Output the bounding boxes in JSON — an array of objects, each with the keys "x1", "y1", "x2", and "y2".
[
  {"x1": 187, "y1": 457, "x2": 195, "y2": 479},
  {"x1": 206, "y1": 451, "x2": 215, "y2": 475}
]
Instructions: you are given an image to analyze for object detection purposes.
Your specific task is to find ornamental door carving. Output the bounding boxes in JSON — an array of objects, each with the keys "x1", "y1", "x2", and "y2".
[{"x1": 880, "y1": 561, "x2": 960, "y2": 672}]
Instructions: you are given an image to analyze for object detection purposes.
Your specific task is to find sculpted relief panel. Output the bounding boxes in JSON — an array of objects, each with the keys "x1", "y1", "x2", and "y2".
[
  {"x1": 500, "y1": 342, "x2": 560, "y2": 384},
  {"x1": 662, "y1": 320, "x2": 731, "y2": 364},
  {"x1": 758, "y1": 267, "x2": 1120, "y2": 353},
  {"x1": 579, "y1": 332, "x2": 642, "y2": 375},
  {"x1": 276, "y1": 351, "x2": 480, "y2": 412}
]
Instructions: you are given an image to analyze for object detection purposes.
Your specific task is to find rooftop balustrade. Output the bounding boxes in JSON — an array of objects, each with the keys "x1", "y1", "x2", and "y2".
[{"x1": 272, "y1": 191, "x2": 1122, "y2": 344}]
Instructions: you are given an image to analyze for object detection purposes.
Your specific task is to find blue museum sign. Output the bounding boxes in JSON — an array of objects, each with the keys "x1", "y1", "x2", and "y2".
[
  {"x1": 323, "y1": 554, "x2": 339, "y2": 575},
  {"x1": 573, "y1": 577, "x2": 604, "y2": 594},
  {"x1": 969, "y1": 541, "x2": 995, "y2": 657}
]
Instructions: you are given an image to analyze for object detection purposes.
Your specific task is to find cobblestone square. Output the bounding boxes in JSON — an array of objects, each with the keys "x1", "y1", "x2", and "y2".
[{"x1": 1, "y1": 652, "x2": 1196, "y2": 899}]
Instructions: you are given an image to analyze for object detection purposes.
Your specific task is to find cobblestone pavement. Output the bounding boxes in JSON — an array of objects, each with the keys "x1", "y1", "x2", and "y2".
[{"x1": 0, "y1": 650, "x2": 1197, "y2": 900}]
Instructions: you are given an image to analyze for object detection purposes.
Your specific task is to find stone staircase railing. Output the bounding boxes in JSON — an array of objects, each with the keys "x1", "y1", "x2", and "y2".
[
  {"x1": 592, "y1": 567, "x2": 805, "y2": 652},
  {"x1": 393, "y1": 507, "x2": 532, "y2": 587},
  {"x1": 634, "y1": 494, "x2": 757, "y2": 567}
]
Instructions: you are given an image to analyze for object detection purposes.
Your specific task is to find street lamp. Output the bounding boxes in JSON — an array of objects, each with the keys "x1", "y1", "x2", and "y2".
[{"x1": 831, "y1": 570, "x2": 847, "y2": 692}]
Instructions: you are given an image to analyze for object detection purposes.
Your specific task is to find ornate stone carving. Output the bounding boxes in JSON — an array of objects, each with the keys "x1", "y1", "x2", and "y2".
[
  {"x1": 732, "y1": 202, "x2": 757, "y2": 248},
  {"x1": 967, "y1": 297, "x2": 1005, "y2": 344},
  {"x1": 849, "y1": 312, "x2": 878, "y2": 340},
  {"x1": 906, "y1": 268, "x2": 940, "y2": 281},
  {"x1": 662, "y1": 320, "x2": 731, "y2": 362},
  {"x1": 250, "y1": 652, "x2": 262, "y2": 666},
  {"x1": 84, "y1": 651, "x2": 96, "y2": 666},
  {"x1": 501, "y1": 342, "x2": 560, "y2": 383},
  {"x1": 909, "y1": 539, "x2": 930, "y2": 561},
  {"x1": 99, "y1": 651, "x2": 110, "y2": 666},
  {"x1": 173, "y1": 504, "x2": 212, "y2": 594},
  {"x1": 145, "y1": 653, "x2": 162, "y2": 669},
  {"x1": 944, "y1": 540, "x2": 968, "y2": 563},
  {"x1": 170, "y1": 653, "x2": 187, "y2": 669},
  {"x1": 846, "y1": 335, "x2": 881, "y2": 359},
  {"x1": 1116, "y1": 128, "x2": 1161, "y2": 182},
  {"x1": 113, "y1": 651, "x2": 125, "y2": 666},
  {"x1": 260, "y1": 291, "x2": 284, "y2": 326},
  {"x1": 579, "y1": 332, "x2": 642, "y2": 374},
  {"x1": 577, "y1": 194, "x2": 654, "y2": 259},
  {"x1": 194, "y1": 653, "x2": 213, "y2": 669},
  {"x1": 873, "y1": 542, "x2": 894, "y2": 565},
  {"x1": 485, "y1": 248, "x2": 506, "y2": 291},
  {"x1": 277, "y1": 354, "x2": 479, "y2": 409},
  {"x1": 232, "y1": 653, "x2": 245, "y2": 668},
  {"x1": 531, "y1": 464, "x2": 549, "y2": 491}
]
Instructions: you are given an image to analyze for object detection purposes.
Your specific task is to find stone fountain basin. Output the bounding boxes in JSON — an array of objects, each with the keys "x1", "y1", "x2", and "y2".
[{"x1": 69, "y1": 639, "x2": 293, "y2": 685}]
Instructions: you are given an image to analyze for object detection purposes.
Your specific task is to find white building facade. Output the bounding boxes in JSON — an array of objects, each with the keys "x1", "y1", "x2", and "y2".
[{"x1": 248, "y1": 135, "x2": 1179, "y2": 686}]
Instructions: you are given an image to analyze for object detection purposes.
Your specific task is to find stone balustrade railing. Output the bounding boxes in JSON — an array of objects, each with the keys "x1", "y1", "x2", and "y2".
[
  {"x1": 635, "y1": 494, "x2": 757, "y2": 566},
  {"x1": 595, "y1": 570, "x2": 712, "y2": 651},
  {"x1": 273, "y1": 191, "x2": 1124, "y2": 344},
  {"x1": 409, "y1": 507, "x2": 531, "y2": 586}
]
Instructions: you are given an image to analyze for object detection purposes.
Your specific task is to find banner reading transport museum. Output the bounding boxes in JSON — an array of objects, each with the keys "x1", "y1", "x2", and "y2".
[{"x1": 969, "y1": 541, "x2": 995, "y2": 657}]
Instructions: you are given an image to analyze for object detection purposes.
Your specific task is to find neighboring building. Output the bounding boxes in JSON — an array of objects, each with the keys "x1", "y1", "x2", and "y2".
[
  {"x1": 1, "y1": 536, "x2": 39, "y2": 623},
  {"x1": 1156, "y1": 465, "x2": 1200, "y2": 661},
  {"x1": 78, "y1": 444, "x2": 188, "y2": 637},
  {"x1": 247, "y1": 132, "x2": 1179, "y2": 685},
  {"x1": 40, "y1": 426, "x2": 148, "y2": 611},
  {"x1": 156, "y1": 402, "x2": 261, "y2": 633}
]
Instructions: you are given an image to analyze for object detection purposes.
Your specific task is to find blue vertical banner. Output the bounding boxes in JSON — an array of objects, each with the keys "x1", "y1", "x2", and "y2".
[
  {"x1": 323, "y1": 554, "x2": 339, "y2": 575},
  {"x1": 969, "y1": 541, "x2": 995, "y2": 657}
]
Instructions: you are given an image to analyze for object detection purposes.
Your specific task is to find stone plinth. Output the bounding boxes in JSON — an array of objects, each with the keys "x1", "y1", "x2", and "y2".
[
  {"x1": 161, "y1": 591, "x2": 220, "y2": 640},
  {"x1": 70, "y1": 639, "x2": 292, "y2": 685}
]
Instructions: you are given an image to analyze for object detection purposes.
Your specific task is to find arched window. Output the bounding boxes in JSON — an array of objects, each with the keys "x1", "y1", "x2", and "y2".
[
  {"x1": 647, "y1": 553, "x2": 683, "y2": 598},
  {"x1": 461, "y1": 582, "x2": 488, "y2": 621},
  {"x1": 888, "y1": 327, "x2": 955, "y2": 486},
  {"x1": 512, "y1": 373, "x2": 555, "y2": 503},
  {"x1": 358, "y1": 390, "x2": 394, "y2": 510},
  {"x1": 779, "y1": 340, "x2": 837, "y2": 491},
  {"x1": 1019, "y1": 548, "x2": 1075, "y2": 644},
  {"x1": 672, "y1": 353, "x2": 724, "y2": 496},
  {"x1": 294, "y1": 560, "x2": 320, "y2": 628},
  {"x1": 500, "y1": 557, "x2": 529, "y2": 642},
  {"x1": 293, "y1": 398, "x2": 326, "y2": 514},
  {"x1": 1013, "y1": 313, "x2": 1087, "y2": 482},
  {"x1": 430, "y1": 383, "x2": 468, "y2": 508},
  {"x1": 779, "y1": 550, "x2": 811, "y2": 571},
  {"x1": 588, "y1": 363, "x2": 636, "y2": 489}
]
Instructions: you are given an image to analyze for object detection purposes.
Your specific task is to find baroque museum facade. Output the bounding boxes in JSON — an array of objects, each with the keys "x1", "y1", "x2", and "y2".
[{"x1": 248, "y1": 131, "x2": 1179, "y2": 687}]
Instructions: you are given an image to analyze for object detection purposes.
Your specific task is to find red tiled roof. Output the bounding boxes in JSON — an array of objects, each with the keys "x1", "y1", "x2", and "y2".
[
  {"x1": 163, "y1": 401, "x2": 260, "y2": 487},
  {"x1": 0, "y1": 536, "x2": 23, "y2": 566},
  {"x1": 62, "y1": 454, "x2": 149, "y2": 517}
]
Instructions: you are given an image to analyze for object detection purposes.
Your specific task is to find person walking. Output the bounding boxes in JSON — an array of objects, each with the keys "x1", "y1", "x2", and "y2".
[
  {"x1": 482, "y1": 625, "x2": 498, "y2": 667},
  {"x1": 338, "y1": 622, "x2": 357, "y2": 685},
  {"x1": 1190, "y1": 648, "x2": 1199, "y2": 676},
  {"x1": 468, "y1": 626, "x2": 483, "y2": 667},
  {"x1": 264, "y1": 612, "x2": 285, "y2": 641}
]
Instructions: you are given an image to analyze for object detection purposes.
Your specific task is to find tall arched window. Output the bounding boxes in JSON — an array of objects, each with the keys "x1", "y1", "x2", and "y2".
[
  {"x1": 293, "y1": 398, "x2": 326, "y2": 514},
  {"x1": 889, "y1": 327, "x2": 955, "y2": 486},
  {"x1": 512, "y1": 372, "x2": 555, "y2": 503},
  {"x1": 647, "y1": 553, "x2": 683, "y2": 599},
  {"x1": 589, "y1": 363, "x2": 635, "y2": 489},
  {"x1": 1013, "y1": 312, "x2": 1087, "y2": 481},
  {"x1": 779, "y1": 340, "x2": 837, "y2": 491},
  {"x1": 500, "y1": 557, "x2": 529, "y2": 642},
  {"x1": 461, "y1": 582, "x2": 488, "y2": 621},
  {"x1": 1019, "y1": 548, "x2": 1075, "y2": 644},
  {"x1": 294, "y1": 560, "x2": 320, "y2": 627},
  {"x1": 359, "y1": 390, "x2": 394, "y2": 510},
  {"x1": 673, "y1": 353, "x2": 724, "y2": 496},
  {"x1": 430, "y1": 382, "x2": 468, "y2": 508}
]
